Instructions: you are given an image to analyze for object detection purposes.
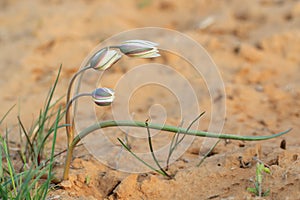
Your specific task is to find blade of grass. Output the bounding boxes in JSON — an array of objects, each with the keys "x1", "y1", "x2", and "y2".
[
  {"x1": 44, "y1": 143, "x2": 83, "y2": 166},
  {"x1": 31, "y1": 66, "x2": 62, "y2": 164},
  {"x1": 43, "y1": 65, "x2": 62, "y2": 114},
  {"x1": 0, "y1": 145, "x2": 8, "y2": 200},
  {"x1": 30, "y1": 107, "x2": 65, "y2": 167},
  {"x1": 16, "y1": 150, "x2": 27, "y2": 173},
  {"x1": 36, "y1": 124, "x2": 68, "y2": 164},
  {"x1": 166, "y1": 120, "x2": 184, "y2": 170},
  {"x1": 175, "y1": 111, "x2": 205, "y2": 147},
  {"x1": 197, "y1": 139, "x2": 221, "y2": 167},
  {"x1": 29, "y1": 110, "x2": 44, "y2": 166},
  {"x1": 145, "y1": 120, "x2": 171, "y2": 178},
  {"x1": 0, "y1": 185, "x2": 8, "y2": 200},
  {"x1": 117, "y1": 138, "x2": 167, "y2": 176},
  {"x1": 0, "y1": 138, "x2": 3, "y2": 181},
  {"x1": 0, "y1": 104, "x2": 16, "y2": 125},
  {"x1": 45, "y1": 95, "x2": 65, "y2": 128},
  {"x1": 1, "y1": 133, "x2": 17, "y2": 195},
  {"x1": 17, "y1": 116, "x2": 35, "y2": 162},
  {"x1": 41, "y1": 107, "x2": 61, "y2": 199},
  {"x1": 30, "y1": 108, "x2": 60, "y2": 143},
  {"x1": 15, "y1": 164, "x2": 48, "y2": 199},
  {"x1": 166, "y1": 112, "x2": 205, "y2": 169}
]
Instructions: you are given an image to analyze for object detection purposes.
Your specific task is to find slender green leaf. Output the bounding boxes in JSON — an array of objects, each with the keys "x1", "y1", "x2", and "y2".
[
  {"x1": 117, "y1": 138, "x2": 166, "y2": 176},
  {"x1": 145, "y1": 121, "x2": 171, "y2": 178},
  {"x1": 41, "y1": 107, "x2": 61, "y2": 199},
  {"x1": 17, "y1": 116, "x2": 35, "y2": 161},
  {"x1": 0, "y1": 104, "x2": 16, "y2": 125},
  {"x1": 1, "y1": 133, "x2": 17, "y2": 195},
  {"x1": 197, "y1": 139, "x2": 221, "y2": 167}
]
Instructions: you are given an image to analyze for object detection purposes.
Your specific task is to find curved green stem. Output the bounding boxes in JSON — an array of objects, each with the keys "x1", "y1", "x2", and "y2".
[
  {"x1": 65, "y1": 65, "x2": 92, "y2": 146},
  {"x1": 72, "y1": 120, "x2": 292, "y2": 147},
  {"x1": 65, "y1": 44, "x2": 121, "y2": 145},
  {"x1": 61, "y1": 120, "x2": 291, "y2": 180},
  {"x1": 63, "y1": 45, "x2": 121, "y2": 180},
  {"x1": 65, "y1": 91, "x2": 92, "y2": 147},
  {"x1": 66, "y1": 65, "x2": 92, "y2": 107},
  {"x1": 145, "y1": 121, "x2": 171, "y2": 178},
  {"x1": 65, "y1": 92, "x2": 92, "y2": 127},
  {"x1": 62, "y1": 93, "x2": 92, "y2": 180},
  {"x1": 63, "y1": 66, "x2": 91, "y2": 181}
]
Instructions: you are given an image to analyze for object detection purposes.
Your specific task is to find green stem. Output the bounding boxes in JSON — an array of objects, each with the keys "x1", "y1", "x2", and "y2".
[
  {"x1": 65, "y1": 92, "x2": 92, "y2": 145},
  {"x1": 117, "y1": 138, "x2": 167, "y2": 177},
  {"x1": 62, "y1": 145, "x2": 75, "y2": 180},
  {"x1": 61, "y1": 120, "x2": 290, "y2": 180},
  {"x1": 66, "y1": 65, "x2": 92, "y2": 109},
  {"x1": 71, "y1": 120, "x2": 291, "y2": 147},
  {"x1": 65, "y1": 64, "x2": 92, "y2": 147},
  {"x1": 64, "y1": 45, "x2": 120, "y2": 156},
  {"x1": 63, "y1": 93, "x2": 92, "y2": 181},
  {"x1": 63, "y1": 45, "x2": 120, "y2": 180},
  {"x1": 197, "y1": 139, "x2": 221, "y2": 167},
  {"x1": 145, "y1": 121, "x2": 171, "y2": 178}
]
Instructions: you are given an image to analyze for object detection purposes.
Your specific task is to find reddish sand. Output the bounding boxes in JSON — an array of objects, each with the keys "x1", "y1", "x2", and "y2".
[{"x1": 0, "y1": 0, "x2": 299, "y2": 199}]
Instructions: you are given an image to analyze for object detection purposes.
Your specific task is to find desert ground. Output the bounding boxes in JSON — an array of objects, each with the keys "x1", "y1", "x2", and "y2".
[{"x1": 0, "y1": 0, "x2": 299, "y2": 199}]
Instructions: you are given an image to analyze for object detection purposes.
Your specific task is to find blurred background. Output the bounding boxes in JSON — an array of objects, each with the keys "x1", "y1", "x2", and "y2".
[
  {"x1": 1, "y1": 0, "x2": 299, "y2": 129},
  {"x1": 1, "y1": 0, "x2": 300, "y2": 199}
]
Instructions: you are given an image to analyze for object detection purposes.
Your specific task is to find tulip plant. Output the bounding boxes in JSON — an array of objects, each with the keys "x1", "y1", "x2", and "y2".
[{"x1": 62, "y1": 40, "x2": 291, "y2": 181}]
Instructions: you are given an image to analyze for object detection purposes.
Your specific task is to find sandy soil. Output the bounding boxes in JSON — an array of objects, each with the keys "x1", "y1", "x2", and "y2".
[{"x1": 1, "y1": 0, "x2": 300, "y2": 199}]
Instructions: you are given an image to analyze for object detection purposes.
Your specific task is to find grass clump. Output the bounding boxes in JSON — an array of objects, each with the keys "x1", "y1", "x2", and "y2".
[{"x1": 0, "y1": 67, "x2": 64, "y2": 199}]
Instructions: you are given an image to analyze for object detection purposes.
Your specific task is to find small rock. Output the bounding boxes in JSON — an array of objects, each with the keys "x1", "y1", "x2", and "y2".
[
  {"x1": 198, "y1": 16, "x2": 215, "y2": 30},
  {"x1": 60, "y1": 180, "x2": 73, "y2": 189},
  {"x1": 239, "y1": 43, "x2": 263, "y2": 62},
  {"x1": 74, "y1": 180, "x2": 83, "y2": 188}
]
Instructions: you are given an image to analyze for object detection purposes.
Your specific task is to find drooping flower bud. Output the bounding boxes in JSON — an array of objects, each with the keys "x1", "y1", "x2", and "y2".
[
  {"x1": 118, "y1": 40, "x2": 160, "y2": 58},
  {"x1": 89, "y1": 47, "x2": 122, "y2": 70},
  {"x1": 92, "y1": 88, "x2": 115, "y2": 106}
]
